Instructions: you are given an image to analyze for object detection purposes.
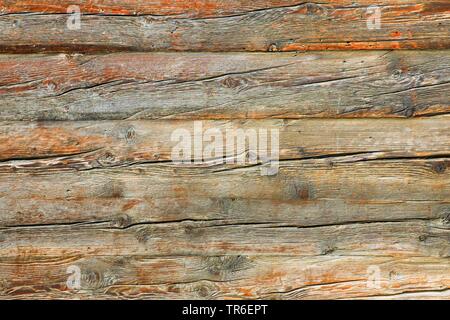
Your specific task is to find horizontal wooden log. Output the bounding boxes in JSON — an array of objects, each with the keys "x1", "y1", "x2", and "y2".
[
  {"x1": 0, "y1": 2, "x2": 448, "y2": 52},
  {"x1": 1, "y1": 2, "x2": 449, "y2": 300},
  {"x1": 1, "y1": 118, "x2": 450, "y2": 169},
  {"x1": 0, "y1": 255, "x2": 449, "y2": 299},
  {"x1": 1, "y1": 143, "x2": 449, "y2": 259},
  {"x1": 0, "y1": 118, "x2": 449, "y2": 228},
  {"x1": 0, "y1": 0, "x2": 436, "y2": 17},
  {"x1": 0, "y1": 207, "x2": 449, "y2": 258},
  {"x1": 0, "y1": 51, "x2": 449, "y2": 120}
]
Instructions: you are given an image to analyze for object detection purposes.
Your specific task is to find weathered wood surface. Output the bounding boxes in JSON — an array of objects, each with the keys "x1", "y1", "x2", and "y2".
[
  {"x1": 0, "y1": 1, "x2": 449, "y2": 52},
  {"x1": 0, "y1": 0, "x2": 449, "y2": 301},
  {"x1": 0, "y1": 0, "x2": 442, "y2": 17},
  {"x1": 1, "y1": 157, "x2": 449, "y2": 297},
  {"x1": 1, "y1": 118, "x2": 450, "y2": 170},
  {"x1": 1, "y1": 164, "x2": 449, "y2": 299},
  {"x1": 1, "y1": 255, "x2": 449, "y2": 299},
  {"x1": 0, "y1": 118, "x2": 449, "y2": 298},
  {"x1": 0, "y1": 51, "x2": 449, "y2": 120}
]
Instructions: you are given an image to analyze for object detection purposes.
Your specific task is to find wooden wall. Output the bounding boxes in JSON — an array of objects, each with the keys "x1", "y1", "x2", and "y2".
[{"x1": 0, "y1": 0, "x2": 449, "y2": 299}]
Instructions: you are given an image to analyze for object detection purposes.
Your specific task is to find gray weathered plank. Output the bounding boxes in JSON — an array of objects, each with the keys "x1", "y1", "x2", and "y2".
[
  {"x1": 1, "y1": 212, "x2": 449, "y2": 258},
  {"x1": 1, "y1": 118, "x2": 449, "y2": 230},
  {"x1": 0, "y1": 0, "x2": 441, "y2": 18},
  {"x1": 0, "y1": 0, "x2": 449, "y2": 301},
  {"x1": 0, "y1": 51, "x2": 449, "y2": 120},
  {"x1": 0, "y1": 254, "x2": 449, "y2": 299},
  {"x1": 0, "y1": 2, "x2": 448, "y2": 53},
  {"x1": 1, "y1": 157, "x2": 449, "y2": 258},
  {"x1": 1, "y1": 118, "x2": 450, "y2": 169}
]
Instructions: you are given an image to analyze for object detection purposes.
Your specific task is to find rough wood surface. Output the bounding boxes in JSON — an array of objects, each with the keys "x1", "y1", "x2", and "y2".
[
  {"x1": 1, "y1": 118, "x2": 450, "y2": 170},
  {"x1": 0, "y1": 0, "x2": 442, "y2": 17},
  {"x1": 0, "y1": 1, "x2": 449, "y2": 52},
  {"x1": 0, "y1": 51, "x2": 449, "y2": 120},
  {"x1": 1, "y1": 255, "x2": 449, "y2": 299},
  {"x1": 1, "y1": 164, "x2": 449, "y2": 299},
  {"x1": 0, "y1": 0, "x2": 449, "y2": 301},
  {"x1": 1, "y1": 118, "x2": 449, "y2": 298}
]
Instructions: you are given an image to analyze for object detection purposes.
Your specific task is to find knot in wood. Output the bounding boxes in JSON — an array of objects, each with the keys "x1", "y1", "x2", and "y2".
[
  {"x1": 97, "y1": 151, "x2": 116, "y2": 166},
  {"x1": 204, "y1": 255, "x2": 251, "y2": 277},
  {"x1": 135, "y1": 227, "x2": 152, "y2": 244},
  {"x1": 125, "y1": 126, "x2": 137, "y2": 144},
  {"x1": 268, "y1": 43, "x2": 279, "y2": 52},
  {"x1": 432, "y1": 161, "x2": 447, "y2": 174},
  {"x1": 112, "y1": 214, "x2": 132, "y2": 228},
  {"x1": 305, "y1": 3, "x2": 326, "y2": 16},
  {"x1": 221, "y1": 77, "x2": 242, "y2": 89},
  {"x1": 441, "y1": 211, "x2": 450, "y2": 225}
]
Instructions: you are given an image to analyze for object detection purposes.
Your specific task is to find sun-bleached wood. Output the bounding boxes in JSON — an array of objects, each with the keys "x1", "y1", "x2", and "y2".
[
  {"x1": 0, "y1": 1, "x2": 448, "y2": 52},
  {"x1": 0, "y1": 51, "x2": 449, "y2": 121}
]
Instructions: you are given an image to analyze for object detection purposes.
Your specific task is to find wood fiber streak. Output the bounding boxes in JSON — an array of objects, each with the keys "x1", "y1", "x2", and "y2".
[{"x1": 0, "y1": 1, "x2": 448, "y2": 52}]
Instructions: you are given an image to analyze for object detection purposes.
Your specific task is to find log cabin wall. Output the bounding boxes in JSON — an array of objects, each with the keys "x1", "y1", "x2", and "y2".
[{"x1": 0, "y1": 1, "x2": 449, "y2": 299}]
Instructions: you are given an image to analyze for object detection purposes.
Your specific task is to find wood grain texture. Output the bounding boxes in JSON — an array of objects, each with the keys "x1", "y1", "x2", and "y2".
[
  {"x1": 1, "y1": 118, "x2": 450, "y2": 170},
  {"x1": 1, "y1": 255, "x2": 449, "y2": 299},
  {"x1": 0, "y1": 1, "x2": 449, "y2": 52},
  {"x1": 0, "y1": 0, "x2": 449, "y2": 301},
  {"x1": 1, "y1": 118, "x2": 449, "y2": 299},
  {"x1": 0, "y1": 51, "x2": 449, "y2": 120},
  {"x1": 0, "y1": 132, "x2": 448, "y2": 294},
  {"x1": 1, "y1": 160, "x2": 449, "y2": 299},
  {"x1": 0, "y1": 0, "x2": 440, "y2": 17},
  {"x1": 0, "y1": 159, "x2": 449, "y2": 260}
]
